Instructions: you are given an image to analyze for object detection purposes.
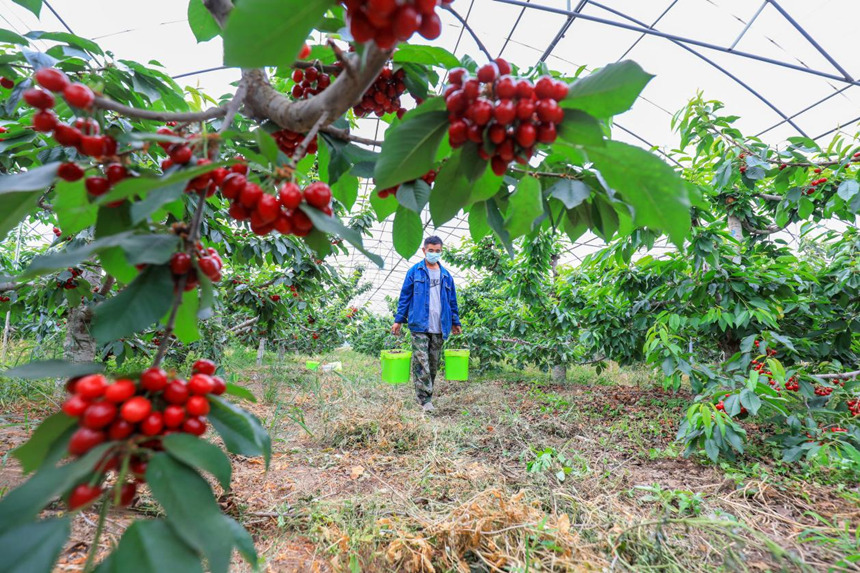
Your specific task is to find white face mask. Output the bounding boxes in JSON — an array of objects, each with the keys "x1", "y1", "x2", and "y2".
[{"x1": 425, "y1": 251, "x2": 442, "y2": 264}]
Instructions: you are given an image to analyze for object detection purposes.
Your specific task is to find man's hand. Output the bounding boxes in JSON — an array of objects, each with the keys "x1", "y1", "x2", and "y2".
[
  {"x1": 391, "y1": 323, "x2": 402, "y2": 336},
  {"x1": 452, "y1": 325, "x2": 462, "y2": 335}
]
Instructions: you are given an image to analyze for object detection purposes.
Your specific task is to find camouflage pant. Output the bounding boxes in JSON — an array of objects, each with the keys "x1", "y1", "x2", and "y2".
[{"x1": 412, "y1": 332, "x2": 443, "y2": 405}]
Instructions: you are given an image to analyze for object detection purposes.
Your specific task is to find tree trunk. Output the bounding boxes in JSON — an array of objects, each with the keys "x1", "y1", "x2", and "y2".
[
  {"x1": 63, "y1": 268, "x2": 102, "y2": 364},
  {"x1": 551, "y1": 365, "x2": 567, "y2": 383},
  {"x1": 256, "y1": 338, "x2": 266, "y2": 366}
]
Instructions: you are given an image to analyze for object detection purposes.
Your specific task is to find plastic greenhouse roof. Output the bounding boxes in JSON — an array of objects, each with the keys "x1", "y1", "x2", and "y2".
[{"x1": 4, "y1": 0, "x2": 859, "y2": 313}]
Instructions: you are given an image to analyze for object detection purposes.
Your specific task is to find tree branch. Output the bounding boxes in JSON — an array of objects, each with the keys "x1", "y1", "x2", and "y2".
[
  {"x1": 219, "y1": 76, "x2": 247, "y2": 134},
  {"x1": 812, "y1": 370, "x2": 859, "y2": 380},
  {"x1": 320, "y1": 125, "x2": 382, "y2": 147},
  {"x1": 292, "y1": 111, "x2": 328, "y2": 164},
  {"x1": 241, "y1": 43, "x2": 392, "y2": 133},
  {"x1": 202, "y1": 0, "x2": 232, "y2": 27},
  {"x1": 229, "y1": 316, "x2": 260, "y2": 333},
  {"x1": 93, "y1": 96, "x2": 227, "y2": 123},
  {"x1": 741, "y1": 218, "x2": 792, "y2": 236},
  {"x1": 754, "y1": 193, "x2": 783, "y2": 201}
]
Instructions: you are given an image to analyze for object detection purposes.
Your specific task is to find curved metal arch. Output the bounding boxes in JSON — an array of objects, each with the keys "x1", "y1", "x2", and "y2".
[{"x1": 517, "y1": 0, "x2": 810, "y2": 137}]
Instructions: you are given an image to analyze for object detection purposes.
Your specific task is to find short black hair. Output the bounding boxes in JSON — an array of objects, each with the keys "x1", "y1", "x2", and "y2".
[{"x1": 424, "y1": 236, "x2": 443, "y2": 247}]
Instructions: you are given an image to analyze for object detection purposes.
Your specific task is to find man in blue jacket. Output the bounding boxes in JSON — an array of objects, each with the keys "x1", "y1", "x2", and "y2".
[{"x1": 392, "y1": 236, "x2": 462, "y2": 413}]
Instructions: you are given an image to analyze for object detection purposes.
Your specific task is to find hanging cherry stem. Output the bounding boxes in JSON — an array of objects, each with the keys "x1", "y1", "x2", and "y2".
[{"x1": 82, "y1": 496, "x2": 112, "y2": 573}]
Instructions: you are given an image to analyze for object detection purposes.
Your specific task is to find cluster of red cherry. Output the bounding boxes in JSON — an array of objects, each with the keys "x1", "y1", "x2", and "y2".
[
  {"x1": 344, "y1": 0, "x2": 448, "y2": 49},
  {"x1": 848, "y1": 398, "x2": 860, "y2": 416},
  {"x1": 445, "y1": 59, "x2": 568, "y2": 175},
  {"x1": 60, "y1": 359, "x2": 225, "y2": 509},
  {"x1": 169, "y1": 244, "x2": 224, "y2": 291},
  {"x1": 353, "y1": 66, "x2": 408, "y2": 118},
  {"x1": 290, "y1": 65, "x2": 333, "y2": 100},
  {"x1": 715, "y1": 393, "x2": 748, "y2": 416},
  {"x1": 804, "y1": 176, "x2": 829, "y2": 196},
  {"x1": 272, "y1": 128, "x2": 319, "y2": 160},
  {"x1": 55, "y1": 267, "x2": 83, "y2": 290},
  {"x1": 377, "y1": 168, "x2": 436, "y2": 198},
  {"x1": 222, "y1": 176, "x2": 333, "y2": 237},
  {"x1": 0, "y1": 76, "x2": 14, "y2": 89},
  {"x1": 0, "y1": 294, "x2": 11, "y2": 303},
  {"x1": 345, "y1": 306, "x2": 359, "y2": 319}
]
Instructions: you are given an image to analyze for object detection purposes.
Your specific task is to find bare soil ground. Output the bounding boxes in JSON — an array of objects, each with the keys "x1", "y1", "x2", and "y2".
[{"x1": 1, "y1": 351, "x2": 858, "y2": 571}]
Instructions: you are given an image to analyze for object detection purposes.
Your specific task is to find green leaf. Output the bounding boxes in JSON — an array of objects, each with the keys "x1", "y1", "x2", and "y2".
[
  {"x1": 223, "y1": 516, "x2": 258, "y2": 567},
  {"x1": 145, "y1": 455, "x2": 233, "y2": 573},
  {"x1": 254, "y1": 129, "x2": 280, "y2": 165},
  {"x1": 0, "y1": 29, "x2": 30, "y2": 46},
  {"x1": 0, "y1": 444, "x2": 111, "y2": 535},
  {"x1": 187, "y1": 0, "x2": 221, "y2": 43},
  {"x1": 797, "y1": 196, "x2": 814, "y2": 219},
  {"x1": 331, "y1": 174, "x2": 359, "y2": 211},
  {"x1": 392, "y1": 206, "x2": 423, "y2": 260},
  {"x1": 92, "y1": 265, "x2": 175, "y2": 345},
  {"x1": 54, "y1": 180, "x2": 98, "y2": 235},
  {"x1": 208, "y1": 396, "x2": 272, "y2": 467},
  {"x1": 837, "y1": 179, "x2": 859, "y2": 201},
  {"x1": 170, "y1": 289, "x2": 200, "y2": 344},
  {"x1": 1, "y1": 360, "x2": 104, "y2": 380},
  {"x1": 739, "y1": 389, "x2": 762, "y2": 416},
  {"x1": 12, "y1": 413, "x2": 76, "y2": 474},
  {"x1": 162, "y1": 434, "x2": 232, "y2": 491},
  {"x1": 558, "y1": 109, "x2": 604, "y2": 146},
  {"x1": 561, "y1": 60, "x2": 653, "y2": 118},
  {"x1": 392, "y1": 45, "x2": 460, "y2": 68},
  {"x1": 11, "y1": 0, "x2": 41, "y2": 17},
  {"x1": 298, "y1": 205, "x2": 383, "y2": 268},
  {"x1": 224, "y1": 383, "x2": 257, "y2": 402},
  {"x1": 25, "y1": 31, "x2": 103, "y2": 55},
  {"x1": 396, "y1": 179, "x2": 431, "y2": 213},
  {"x1": 429, "y1": 153, "x2": 471, "y2": 226},
  {"x1": 0, "y1": 163, "x2": 60, "y2": 241},
  {"x1": 130, "y1": 182, "x2": 185, "y2": 224},
  {"x1": 468, "y1": 166, "x2": 504, "y2": 203},
  {"x1": 468, "y1": 202, "x2": 490, "y2": 241},
  {"x1": 504, "y1": 177, "x2": 543, "y2": 239},
  {"x1": 98, "y1": 247, "x2": 137, "y2": 284},
  {"x1": 586, "y1": 141, "x2": 690, "y2": 246},
  {"x1": 548, "y1": 178, "x2": 590, "y2": 209},
  {"x1": 96, "y1": 519, "x2": 203, "y2": 573},
  {"x1": 374, "y1": 111, "x2": 449, "y2": 189},
  {"x1": 370, "y1": 190, "x2": 398, "y2": 222},
  {"x1": 486, "y1": 198, "x2": 514, "y2": 256},
  {"x1": 0, "y1": 517, "x2": 70, "y2": 573},
  {"x1": 223, "y1": 0, "x2": 334, "y2": 67}
]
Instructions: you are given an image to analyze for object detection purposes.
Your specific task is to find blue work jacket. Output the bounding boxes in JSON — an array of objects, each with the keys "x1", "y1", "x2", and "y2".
[{"x1": 394, "y1": 260, "x2": 461, "y2": 339}]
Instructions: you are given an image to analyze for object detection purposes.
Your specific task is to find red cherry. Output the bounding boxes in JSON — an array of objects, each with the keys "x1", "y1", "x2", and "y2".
[
  {"x1": 291, "y1": 210, "x2": 314, "y2": 234},
  {"x1": 104, "y1": 379, "x2": 136, "y2": 403},
  {"x1": 488, "y1": 124, "x2": 506, "y2": 145},
  {"x1": 274, "y1": 213, "x2": 293, "y2": 235},
  {"x1": 210, "y1": 376, "x2": 226, "y2": 396},
  {"x1": 85, "y1": 177, "x2": 111, "y2": 197},
  {"x1": 163, "y1": 405, "x2": 185, "y2": 428},
  {"x1": 445, "y1": 90, "x2": 468, "y2": 114},
  {"x1": 279, "y1": 182, "x2": 303, "y2": 209},
  {"x1": 169, "y1": 145, "x2": 192, "y2": 164},
  {"x1": 130, "y1": 457, "x2": 148, "y2": 481},
  {"x1": 63, "y1": 83, "x2": 95, "y2": 108},
  {"x1": 552, "y1": 80, "x2": 569, "y2": 101},
  {"x1": 491, "y1": 156, "x2": 508, "y2": 176},
  {"x1": 140, "y1": 367, "x2": 169, "y2": 391},
  {"x1": 140, "y1": 412, "x2": 164, "y2": 436},
  {"x1": 68, "y1": 483, "x2": 102, "y2": 510},
  {"x1": 304, "y1": 182, "x2": 332, "y2": 209},
  {"x1": 495, "y1": 77, "x2": 516, "y2": 99},
  {"x1": 82, "y1": 402, "x2": 117, "y2": 429},
  {"x1": 23, "y1": 88, "x2": 54, "y2": 109},
  {"x1": 393, "y1": 5, "x2": 421, "y2": 40},
  {"x1": 448, "y1": 68, "x2": 467, "y2": 85},
  {"x1": 515, "y1": 80, "x2": 534, "y2": 99},
  {"x1": 182, "y1": 417, "x2": 207, "y2": 436},
  {"x1": 239, "y1": 182, "x2": 263, "y2": 208},
  {"x1": 418, "y1": 12, "x2": 442, "y2": 39},
  {"x1": 186, "y1": 395, "x2": 210, "y2": 417},
  {"x1": 120, "y1": 396, "x2": 152, "y2": 423},
  {"x1": 535, "y1": 76, "x2": 555, "y2": 100},
  {"x1": 68, "y1": 427, "x2": 106, "y2": 456},
  {"x1": 493, "y1": 100, "x2": 516, "y2": 125},
  {"x1": 53, "y1": 124, "x2": 82, "y2": 147},
  {"x1": 74, "y1": 117, "x2": 100, "y2": 135},
  {"x1": 62, "y1": 394, "x2": 89, "y2": 417},
  {"x1": 105, "y1": 164, "x2": 127, "y2": 185},
  {"x1": 75, "y1": 374, "x2": 108, "y2": 399},
  {"x1": 291, "y1": 69, "x2": 304, "y2": 83},
  {"x1": 32, "y1": 110, "x2": 58, "y2": 132},
  {"x1": 256, "y1": 193, "x2": 280, "y2": 223},
  {"x1": 494, "y1": 58, "x2": 512, "y2": 76},
  {"x1": 221, "y1": 173, "x2": 246, "y2": 200},
  {"x1": 298, "y1": 43, "x2": 311, "y2": 59},
  {"x1": 537, "y1": 123, "x2": 557, "y2": 143},
  {"x1": 164, "y1": 380, "x2": 190, "y2": 404},
  {"x1": 448, "y1": 119, "x2": 468, "y2": 145},
  {"x1": 462, "y1": 79, "x2": 480, "y2": 101},
  {"x1": 35, "y1": 68, "x2": 69, "y2": 92},
  {"x1": 118, "y1": 482, "x2": 137, "y2": 507},
  {"x1": 536, "y1": 99, "x2": 563, "y2": 123},
  {"x1": 515, "y1": 123, "x2": 537, "y2": 148},
  {"x1": 108, "y1": 418, "x2": 135, "y2": 440},
  {"x1": 198, "y1": 257, "x2": 220, "y2": 280},
  {"x1": 58, "y1": 162, "x2": 85, "y2": 182},
  {"x1": 0, "y1": 77, "x2": 14, "y2": 89},
  {"x1": 471, "y1": 99, "x2": 493, "y2": 126},
  {"x1": 477, "y1": 63, "x2": 498, "y2": 83},
  {"x1": 516, "y1": 99, "x2": 535, "y2": 121},
  {"x1": 350, "y1": 12, "x2": 375, "y2": 43},
  {"x1": 188, "y1": 373, "x2": 215, "y2": 395},
  {"x1": 228, "y1": 202, "x2": 250, "y2": 221},
  {"x1": 169, "y1": 252, "x2": 191, "y2": 275},
  {"x1": 496, "y1": 139, "x2": 515, "y2": 162},
  {"x1": 467, "y1": 123, "x2": 483, "y2": 143},
  {"x1": 190, "y1": 358, "x2": 216, "y2": 376}
]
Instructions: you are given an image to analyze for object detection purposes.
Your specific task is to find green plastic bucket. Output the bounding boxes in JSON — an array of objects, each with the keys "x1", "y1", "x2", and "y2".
[
  {"x1": 381, "y1": 350, "x2": 412, "y2": 384},
  {"x1": 444, "y1": 349, "x2": 470, "y2": 381},
  {"x1": 306, "y1": 360, "x2": 320, "y2": 371}
]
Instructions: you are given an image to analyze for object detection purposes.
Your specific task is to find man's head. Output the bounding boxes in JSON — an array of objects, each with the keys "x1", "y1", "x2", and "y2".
[{"x1": 423, "y1": 236, "x2": 443, "y2": 263}]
